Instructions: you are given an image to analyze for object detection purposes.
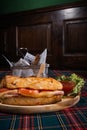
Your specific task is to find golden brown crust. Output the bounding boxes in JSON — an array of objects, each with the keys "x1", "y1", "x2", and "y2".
[
  {"x1": 0, "y1": 75, "x2": 63, "y2": 90},
  {"x1": 0, "y1": 95, "x2": 62, "y2": 105}
]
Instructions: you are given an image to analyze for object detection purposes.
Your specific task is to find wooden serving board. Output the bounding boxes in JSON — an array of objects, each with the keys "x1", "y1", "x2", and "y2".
[{"x1": 0, "y1": 95, "x2": 80, "y2": 114}]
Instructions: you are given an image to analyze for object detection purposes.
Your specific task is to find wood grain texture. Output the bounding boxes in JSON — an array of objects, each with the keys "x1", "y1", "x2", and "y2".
[{"x1": 0, "y1": 1, "x2": 87, "y2": 70}]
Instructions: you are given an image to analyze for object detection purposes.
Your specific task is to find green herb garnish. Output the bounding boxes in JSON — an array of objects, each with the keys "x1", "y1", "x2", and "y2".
[{"x1": 56, "y1": 73, "x2": 85, "y2": 96}]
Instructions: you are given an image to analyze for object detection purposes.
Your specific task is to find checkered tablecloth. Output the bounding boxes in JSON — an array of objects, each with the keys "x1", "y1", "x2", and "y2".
[{"x1": 0, "y1": 70, "x2": 87, "y2": 130}]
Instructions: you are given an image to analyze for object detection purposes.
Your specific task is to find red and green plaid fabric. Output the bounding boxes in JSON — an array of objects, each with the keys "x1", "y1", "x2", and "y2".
[{"x1": 0, "y1": 70, "x2": 87, "y2": 130}]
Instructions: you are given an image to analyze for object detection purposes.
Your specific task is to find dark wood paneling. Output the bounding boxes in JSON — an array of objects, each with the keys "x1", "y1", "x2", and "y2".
[
  {"x1": 63, "y1": 19, "x2": 87, "y2": 55},
  {"x1": 0, "y1": 27, "x2": 17, "y2": 67},
  {"x1": 0, "y1": 1, "x2": 87, "y2": 70},
  {"x1": 62, "y1": 7, "x2": 87, "y2": 70},
  {"x1": 17, "y1": 24, "x2": 52, "y2": 54}
]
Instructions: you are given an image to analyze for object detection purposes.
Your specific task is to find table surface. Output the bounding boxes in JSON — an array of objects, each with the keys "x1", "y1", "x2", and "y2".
[{"x1": 0, "y1": 70, "x2": 87, "y2": 130}]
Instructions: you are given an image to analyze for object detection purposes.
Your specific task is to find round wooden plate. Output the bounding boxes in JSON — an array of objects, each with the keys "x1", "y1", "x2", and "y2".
[{"x1": 0, "y1": 95, "x2": 80, "y2": 114}]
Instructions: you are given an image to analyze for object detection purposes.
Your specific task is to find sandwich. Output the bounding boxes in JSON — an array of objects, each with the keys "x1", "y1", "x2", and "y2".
[{"x1": 0, "y1": 75, "x2": 64, "y2": 105}]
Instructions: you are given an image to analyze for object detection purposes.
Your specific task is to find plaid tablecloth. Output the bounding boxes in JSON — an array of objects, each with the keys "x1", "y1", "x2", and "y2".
[{"x1": 0, "y1": 70, "x2": 87, "y2": 130}]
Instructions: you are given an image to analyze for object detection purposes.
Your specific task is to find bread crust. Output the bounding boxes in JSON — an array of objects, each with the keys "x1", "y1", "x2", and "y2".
[
  {"x1": 0, "y1": 95, "x2": 62, "y2": 105},
  {"x1": 1, "y1": 75, "x2": 63, "y2": 90}
]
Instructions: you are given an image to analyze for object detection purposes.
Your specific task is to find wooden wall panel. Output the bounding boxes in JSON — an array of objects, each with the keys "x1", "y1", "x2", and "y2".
[
  {"x1": 17, "y1": 24, "x2": 52, "y2": 54},
  {"x1": 0, "y1": 1, "x2": 87, "y2": 70},
  {"x1": 63, "y1": 19, "x2": 87, "y2": 55},
  {"x1": 62, "y1": 8, "x2": 87, "y2": 70}
]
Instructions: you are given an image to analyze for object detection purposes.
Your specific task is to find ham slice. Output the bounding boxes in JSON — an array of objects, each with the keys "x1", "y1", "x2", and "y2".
[{"x1": 0, "y1": 88, "x2": 64, "y2": 98}]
